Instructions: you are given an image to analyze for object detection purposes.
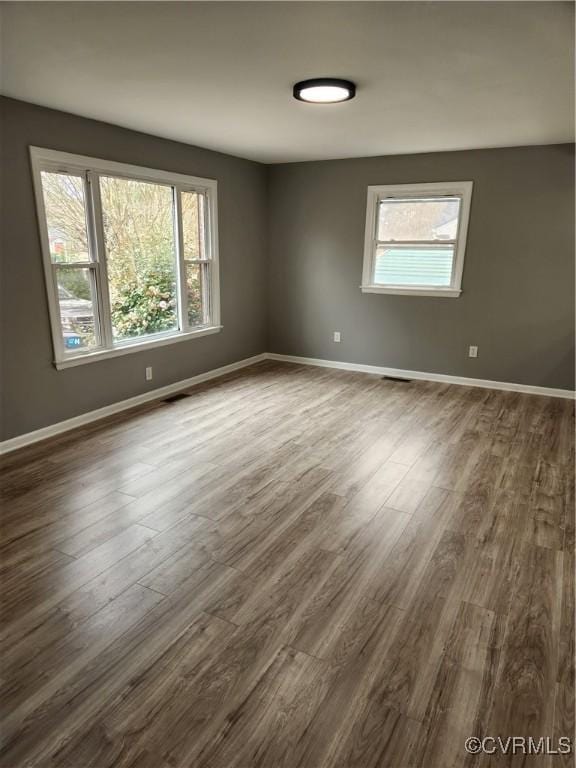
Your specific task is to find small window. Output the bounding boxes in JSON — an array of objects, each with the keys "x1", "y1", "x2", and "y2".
[
  {"x1": 31, "y1": 148, "x2": 221, "y2": 368},
  {"x1": 361, "y1": 182, "x2": 473, "y2": 297}
]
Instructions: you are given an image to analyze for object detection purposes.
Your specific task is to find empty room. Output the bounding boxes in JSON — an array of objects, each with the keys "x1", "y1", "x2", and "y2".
[{"x1": 0, "y1": 1, "x2": 574, "y2": 766}]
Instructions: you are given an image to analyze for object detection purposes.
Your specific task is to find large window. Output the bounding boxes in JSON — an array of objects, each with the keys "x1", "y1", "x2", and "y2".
[
  {"x1": 361, "y1": 181, "x2": 473, "y2": 297},
  {"x1": 31, "y1": 148, "x2": 220, "y2": 368}
]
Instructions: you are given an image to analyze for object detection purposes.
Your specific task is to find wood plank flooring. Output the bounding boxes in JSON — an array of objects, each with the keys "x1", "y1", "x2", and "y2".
[{"x1": 1, "y1": 360, "x2": 574, "y2": 767}]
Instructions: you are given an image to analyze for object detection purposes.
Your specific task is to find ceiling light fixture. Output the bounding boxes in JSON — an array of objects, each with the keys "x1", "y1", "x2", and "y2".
[{"x1": 293, "y1": 78, "x2": 356, "y2": 104}]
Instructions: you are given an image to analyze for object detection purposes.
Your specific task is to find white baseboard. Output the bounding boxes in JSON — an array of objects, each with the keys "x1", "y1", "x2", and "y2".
[
  {"x1": 266, "y1": 353, "x2": 576, "y2": 400},
  {"x1": 0, "y1": 353, "x2": 268, "y2": 456},
  {"x1": 2, "y1": 350, "x2": 573, "y2": 455}
]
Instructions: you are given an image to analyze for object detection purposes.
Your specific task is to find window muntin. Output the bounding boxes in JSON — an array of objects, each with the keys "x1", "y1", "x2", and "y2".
[
  {"x1": 362, "y1": 182, "x2": 473, "y2": 297},
  {"x1": 31, "y1": 148, "x2": 220, "y2": 367}
]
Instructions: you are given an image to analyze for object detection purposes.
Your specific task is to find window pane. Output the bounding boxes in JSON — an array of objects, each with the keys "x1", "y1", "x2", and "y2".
[
  {"x1": 57, "y1": 268, "x2": 99, "y2": 350},
  {"x1": 377, "y1": 197, "x2": 460, "y2": 241},
  {"x1": 374, "y1": 245, "x2": 454, "y2": 287},
  {"x1": 100, "y1": 177, "x2": 179, "y2": 341},
  {"x1": 40, "y1": 172, "x2": 91, "y2": 263},
  {"x1": 185, "y1": 262, "x2": 208, "y2": 327},
  {"x1": 181, "y1": 191, "x2": 206, "y2": 260}
]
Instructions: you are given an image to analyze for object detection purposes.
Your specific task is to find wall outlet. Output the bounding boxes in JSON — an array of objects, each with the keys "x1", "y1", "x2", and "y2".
[
  {"x1": 468, "y1": 345, "x2": 478, "y2": 358},
  {"x1": 145, "y1": 366, "x2": 153, "y2": 381},
  {"x1": 333, "y1": 331, "x2": 341, "y2": 343}
]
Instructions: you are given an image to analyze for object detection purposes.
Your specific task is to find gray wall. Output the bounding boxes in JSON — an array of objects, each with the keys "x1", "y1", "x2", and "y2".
[
  {"x1": 2, "y1": 98, "x2": 574, "y2": 442},
  {"x1": 268, "y1": 144, "x2": 575, "y2": 390},
  {"x1": 1, "y1": 98, "x2": 268, "y2": 440}
]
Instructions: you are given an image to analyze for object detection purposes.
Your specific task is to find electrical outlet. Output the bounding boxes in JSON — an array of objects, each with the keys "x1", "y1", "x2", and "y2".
[
  {"x1": 145, "y1": 366, "x2": 153, "y2": 381},
  {"x1": 468, "y1": 345, "x2": 478, "y2": 358},
  {"x1": 333, "y1": 331, "x2": 341, "y2": 343}
]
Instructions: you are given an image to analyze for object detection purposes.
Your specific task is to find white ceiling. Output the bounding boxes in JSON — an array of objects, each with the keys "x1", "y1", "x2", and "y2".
[{"x1": 1, "y1": 2, "x2": 573, "y2": 163}]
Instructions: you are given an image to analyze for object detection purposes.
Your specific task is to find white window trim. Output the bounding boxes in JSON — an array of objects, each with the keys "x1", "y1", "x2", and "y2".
[
  {"x1": 30, "y1": 146, "x2": 222, "y2": 369},
  {"x1": 361, "y1": 180, "x2": 473, "y2": 298}
]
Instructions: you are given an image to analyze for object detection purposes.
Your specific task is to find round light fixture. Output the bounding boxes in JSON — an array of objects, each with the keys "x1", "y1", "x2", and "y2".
[{"x1": 293, "y1": 78, "x2": 356, "y2": 104}]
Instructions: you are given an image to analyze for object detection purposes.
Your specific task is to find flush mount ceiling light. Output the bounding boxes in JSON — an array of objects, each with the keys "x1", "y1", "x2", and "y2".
[{"x1": 293, "y1": 78, "x2": 356, "y2": 104}]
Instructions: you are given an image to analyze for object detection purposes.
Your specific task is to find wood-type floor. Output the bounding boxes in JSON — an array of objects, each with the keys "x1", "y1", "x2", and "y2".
[{"x1": 1, "y1": 361, "x2": 574, "y2": 768}]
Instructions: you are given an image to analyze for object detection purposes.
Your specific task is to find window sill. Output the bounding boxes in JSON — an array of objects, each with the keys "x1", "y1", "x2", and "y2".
[
  {"x1": 55, "y1": 325, "x2": 223, "y2": 370},
  {"x1": 361, "y1": 285, "x2": 462, "y2": 298}
]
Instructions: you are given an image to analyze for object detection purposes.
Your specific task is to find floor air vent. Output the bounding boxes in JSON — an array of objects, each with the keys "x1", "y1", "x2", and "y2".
[
  {"x1": 163, "y1": 393, "x2": 190, "y2": 403},
  {"x1": 381, "y1": 375, "x2": 413, "y2": 383}
]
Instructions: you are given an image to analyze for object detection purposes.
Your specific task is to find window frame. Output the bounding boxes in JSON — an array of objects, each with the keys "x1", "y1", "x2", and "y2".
[
  {"x1": 361, "y1": 181, "x2": 473, "y2": 298},
  {"x1": 30, "y1": 146, "x2": 221, "y2": 369}
]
